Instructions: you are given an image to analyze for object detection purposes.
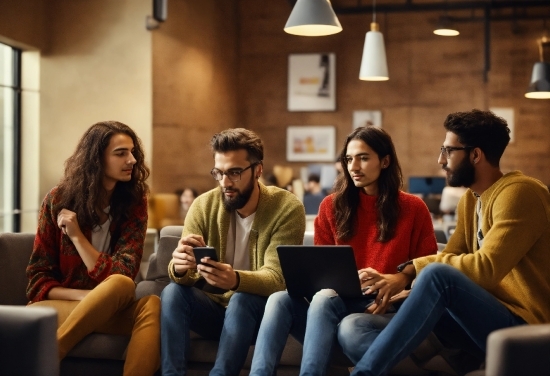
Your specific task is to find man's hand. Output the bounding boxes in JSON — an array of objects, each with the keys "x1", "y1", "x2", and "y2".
[
  {"x1": 197, "y1": 260, "x2": 238, "y2": 290},
  {"x1": 359, "y1": 267, "x2": 411, "y2": 314},
  {"x1": 172, "y1": 234, "x2": 206, "y2": 275}
]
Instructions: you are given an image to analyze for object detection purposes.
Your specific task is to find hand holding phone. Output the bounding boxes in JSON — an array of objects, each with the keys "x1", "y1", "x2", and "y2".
[{"x1": 193, "y1": 247, "x2": 218, "y2": 267}]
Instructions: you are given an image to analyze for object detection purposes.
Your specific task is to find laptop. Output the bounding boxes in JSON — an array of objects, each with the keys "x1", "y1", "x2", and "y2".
[{"x1": 277, "y1": 245, "x2": 363, "y2": 301}]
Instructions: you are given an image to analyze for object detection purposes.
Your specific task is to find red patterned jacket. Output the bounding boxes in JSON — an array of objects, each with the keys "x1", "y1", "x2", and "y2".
[{"x1": 26, "y1": 187, "x2": 148, "y2": 303}]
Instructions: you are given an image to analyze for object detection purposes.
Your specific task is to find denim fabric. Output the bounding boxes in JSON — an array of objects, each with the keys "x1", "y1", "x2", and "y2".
[
  {"x1": 210, "y1": 292, "x2": 267, "y2": 376},
  {"x1": 250, "y1": 290, "x2": 374, "y2": 376},
  {"x1": 160, "y1": 283, "x2": 267, "y2": 376},
  {"x1": 341, "y1": 264, "x2": 526, "y2": 376}
]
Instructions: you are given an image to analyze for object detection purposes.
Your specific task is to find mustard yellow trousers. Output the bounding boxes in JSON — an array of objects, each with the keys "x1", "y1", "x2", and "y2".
[{"x1": 29, "y1": 274, "x2": 160, "y2": 376}]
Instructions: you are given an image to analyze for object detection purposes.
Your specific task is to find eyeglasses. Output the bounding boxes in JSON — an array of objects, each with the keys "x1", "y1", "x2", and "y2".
[
  {"x1": 440, "y1": 146, "x2": 474, "y2": 158},
  {"x1": 210, "y1": 162, "x2": 259, "y2": 182}
]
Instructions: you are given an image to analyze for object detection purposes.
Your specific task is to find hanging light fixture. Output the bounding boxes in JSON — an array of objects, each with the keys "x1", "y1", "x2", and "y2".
[
  {"x1": 359, "y1": 0, "x2": 389, "y2": 81},
  {"x1": 525, "y1": 36, "x2": 550, "y2": 99},
  {"x1": 433, "y1": 0, "x2": 459, "y2": 36},
  {"x1": 433, "y1": 15, "x2": 460, "y2": 36},
  {"x1": 284, "y1": 0, "x2": 342, "y2": 37}
]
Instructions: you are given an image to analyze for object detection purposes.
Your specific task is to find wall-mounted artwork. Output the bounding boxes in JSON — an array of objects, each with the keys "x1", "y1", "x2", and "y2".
[
  {"x1": 287, "y1": 126, "x2": 336, "y2": 162},
  {"x1": 489, "y1": 107, "x2": 515, "y2": 143},
  {"x1": 353, "y1": 110, "x2": 382, "y2": 129},
  {"x1": 288, "y1": 53, "x2": 336, "y2": 112}
]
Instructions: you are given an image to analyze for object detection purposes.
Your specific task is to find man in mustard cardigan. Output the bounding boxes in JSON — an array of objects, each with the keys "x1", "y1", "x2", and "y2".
[
  {"x1": 160, "y1": 128, "x2": 305, "y2": 375},
  {"x1": 338, "y1": 109, "x2": 550, "y2": 376}
]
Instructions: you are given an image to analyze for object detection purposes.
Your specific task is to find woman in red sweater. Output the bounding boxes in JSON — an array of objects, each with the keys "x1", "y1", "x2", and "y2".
[
  {"x1": 250, "y1": 126, "x2": 437, "y2": 376},
  {"x1": 26, "y1": 121, "x2": 160, "y2": 375}
]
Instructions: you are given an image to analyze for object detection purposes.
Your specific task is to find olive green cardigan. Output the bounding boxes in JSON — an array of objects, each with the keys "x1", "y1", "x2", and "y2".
[
  {"x1": 168, "y1": 182, "x2": 306, "y2": 307},
  {"x1": 415, "y1": 171, "x2": 550, "y2": 324}
]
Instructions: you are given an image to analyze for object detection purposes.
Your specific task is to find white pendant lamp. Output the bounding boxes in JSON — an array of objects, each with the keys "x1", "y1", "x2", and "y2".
[
  {"x1": 525, "y1": 36, "x2": 550, "y2": 99},
  {"x1": 359, "y1": 19, "x2": 389, "y2": 81},
  {"x1": 433, "y1": 15, "x2": 460, "y2": 36},
  {"x1": 284, "y1": 0, "x2": 342, "y2": 37}
]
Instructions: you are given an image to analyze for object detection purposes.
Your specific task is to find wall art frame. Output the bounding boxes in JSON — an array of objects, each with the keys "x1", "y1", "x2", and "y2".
[
  {"x1": 288, "y1": 53, "x2": 336, "y2": 112},
  {"x1": 286, "y1": 125, "x2": 336, "y2": 162}
]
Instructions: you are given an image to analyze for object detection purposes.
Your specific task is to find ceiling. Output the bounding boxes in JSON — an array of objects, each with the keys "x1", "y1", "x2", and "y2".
[{"x1": 287, "y1": 0, "x2": 550, "y2": 21}]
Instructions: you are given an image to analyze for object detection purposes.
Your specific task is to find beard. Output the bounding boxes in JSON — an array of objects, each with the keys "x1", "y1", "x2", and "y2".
[
  {"x1": 221, "y1": 174, "x2": 255, "y2": 212},
  {"x1": 445, "y1": 155, "x2": 475, "y2": 187}
]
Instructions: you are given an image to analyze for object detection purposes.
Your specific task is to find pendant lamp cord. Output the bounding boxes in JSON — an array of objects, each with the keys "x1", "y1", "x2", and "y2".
[{"x1": 372, "y1": 0, "x2": 376, "y2": 23}]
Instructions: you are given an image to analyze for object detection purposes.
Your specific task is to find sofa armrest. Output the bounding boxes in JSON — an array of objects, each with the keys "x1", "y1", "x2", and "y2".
[
  {"x1": 484, "y1": 324, "x2": 550, "y2": 376},
  {"x1": 136, "y1": 233, "x2": 180, "y2": 299},
  {"x1": 144, "y1": 235, "x2": 180, "y2": 281},
  {"x1": 0, "y1": 232, "x2": 36, "y2": 305},
  {"x1": 160, "y1": 225, "x2": 184, "y2": 238}
]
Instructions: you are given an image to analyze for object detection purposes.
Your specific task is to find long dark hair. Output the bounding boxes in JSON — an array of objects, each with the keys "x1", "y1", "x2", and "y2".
[
  {"x1": 333, "y1": 126, "x2": 403, "y2": 242},
  {"x1": 56, "y1": 121, "x2": 150, "y2": 230}
]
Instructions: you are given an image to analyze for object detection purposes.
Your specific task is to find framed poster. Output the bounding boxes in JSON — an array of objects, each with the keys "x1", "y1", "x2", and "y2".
[
  {"x1": 287, "y1": 126, "x2": 336, "y2": 162},
  {"x1": 288, "y1": 53, "x2": 336, "y2": 111},
  {"x1": 490, "y1": 107, "x2": 515, "y2": 142},
  {"x1": 353, "y1": 110, "x2": 382, "y2": 129}
]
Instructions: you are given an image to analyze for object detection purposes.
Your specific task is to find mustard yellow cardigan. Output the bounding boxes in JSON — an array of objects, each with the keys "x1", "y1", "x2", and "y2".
[
  {"x1": 415, "y1": 171, "x2": 550, "y2": 324},
  {"x1": 168, "y1": 182, "x2": 306, "y2": 307}
]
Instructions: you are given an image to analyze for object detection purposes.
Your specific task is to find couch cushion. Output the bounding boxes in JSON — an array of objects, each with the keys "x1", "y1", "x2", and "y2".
[{"x1": 0, "y1": 232, "x2": 35, "y2": 305}]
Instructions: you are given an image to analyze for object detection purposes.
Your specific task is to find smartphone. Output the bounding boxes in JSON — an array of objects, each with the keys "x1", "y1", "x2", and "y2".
[{"x1": 193, "y1": 246, "x2": 218, "y2": 266}]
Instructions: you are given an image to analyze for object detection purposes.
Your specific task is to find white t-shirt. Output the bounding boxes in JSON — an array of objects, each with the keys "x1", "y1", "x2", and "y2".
[
  {"x1": 91, "y1": 206, "x2": 112, "y2": 253},
  {"x1": 225, "y1": 211, "x2": 255, "y2": 271}
]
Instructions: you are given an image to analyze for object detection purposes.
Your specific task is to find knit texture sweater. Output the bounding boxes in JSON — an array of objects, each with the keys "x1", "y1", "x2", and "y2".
[
  {"x1": 26, "y1": 187, "x2": 148, "y2": 303},
  {"x1": 168, "y1": 183, "x2": 306, "y2": 307},
  {"x1": 414, "y1": 171, "x2": 550, "y2": 324},
  {"x1": 315, "y1": 191, "x2": 437, "y2": 274}
]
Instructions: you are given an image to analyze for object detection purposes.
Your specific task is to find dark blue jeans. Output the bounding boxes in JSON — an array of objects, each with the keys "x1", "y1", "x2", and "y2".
[
  {"x1": 339, "y1": 263, "x2": 526, "y2": 376},
  {"x1": 160, "y1": 283, "x2": 267, "y2": 376}
]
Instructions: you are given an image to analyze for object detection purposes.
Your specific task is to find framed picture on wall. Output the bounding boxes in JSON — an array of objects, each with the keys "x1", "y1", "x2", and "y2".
[
  {"x1": 286, "y1": 126, "x2": 336, "y2": 162},
  {"x1": 353, "y1": 110, "x2": 382, "y2": 129},
  {"x1": 489, "y1": 107, "x2": 515, "y2": 142},
  {"x1": 288, "y1": 53, "x2": 336, "y2": 112}
]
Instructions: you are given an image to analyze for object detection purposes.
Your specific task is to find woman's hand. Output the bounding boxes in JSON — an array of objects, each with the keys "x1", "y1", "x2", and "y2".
[
  {"x1": 57, "y1": 209, "x2": 83, "y2": 239},
  {"x1": 360, "y1": 268, "x2": 411, "y2": 314}
]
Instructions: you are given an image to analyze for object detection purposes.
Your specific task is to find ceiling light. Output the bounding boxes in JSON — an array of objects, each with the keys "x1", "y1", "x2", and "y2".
[
  {"x1": 359, "y1": 0, "x2": 388, "y2": 81},
  {"x1": 525, "y1": 36, "x2": 550, "y2": 99},
  {"x1": 434, "y1": 15, "x2": 460, "y2": 36},
  {"x1": 284, "y1": 0, "x2": 342, "y2": 37}
]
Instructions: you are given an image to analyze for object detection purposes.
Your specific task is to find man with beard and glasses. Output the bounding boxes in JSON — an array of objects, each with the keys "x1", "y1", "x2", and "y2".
[
  {"x1": 160, "y1": 128, "x2": 305, "y2": 376},
  {"x1": 338, "y1": 109, "x2": 550, "y2": 376}
]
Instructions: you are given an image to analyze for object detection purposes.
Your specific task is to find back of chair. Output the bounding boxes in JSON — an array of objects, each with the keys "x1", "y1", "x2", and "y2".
[
  {"x1": 0, "y1": 232, "x2": 35, "y2": 305},
  {"x1": 0, "y1": 305, "x2": 59, "y2": 376}
]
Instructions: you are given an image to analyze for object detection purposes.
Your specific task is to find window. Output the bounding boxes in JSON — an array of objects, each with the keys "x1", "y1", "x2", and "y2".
[{"x1": 0, "y1": 43, "x2": 22, "y2": 232}]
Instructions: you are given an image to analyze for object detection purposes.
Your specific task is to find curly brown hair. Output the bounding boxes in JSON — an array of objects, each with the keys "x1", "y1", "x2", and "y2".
[{"x1": 56, "y1": 121, "x2": 150, "y2": 230}]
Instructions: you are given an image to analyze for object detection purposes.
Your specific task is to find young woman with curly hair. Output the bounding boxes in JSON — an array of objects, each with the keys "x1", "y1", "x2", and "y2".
[{"x1": 26, "y1": 121, "x2": 159, "y2": 375}]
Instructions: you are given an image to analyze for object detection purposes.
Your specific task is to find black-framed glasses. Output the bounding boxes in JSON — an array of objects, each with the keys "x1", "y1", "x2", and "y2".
[
  {"x1": 440, "y1": 146, "x2": 474, "y2": 158},
  {"x1": 210, "y1": 162, "x2": 259, "y2": 182}
]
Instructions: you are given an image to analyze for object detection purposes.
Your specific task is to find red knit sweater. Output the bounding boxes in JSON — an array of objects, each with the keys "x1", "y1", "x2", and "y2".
[
  {"x1": 26, "y1": 187, "x2": 148, "y2": 303},
  {"x1": 314, "y1": 191, "x2": 437, "y2": 274}
]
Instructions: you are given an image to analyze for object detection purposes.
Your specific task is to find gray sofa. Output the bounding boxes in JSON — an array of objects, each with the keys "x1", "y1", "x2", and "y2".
[{"x1": 8, "y1": 228, "x2": 544, "y2": 376}]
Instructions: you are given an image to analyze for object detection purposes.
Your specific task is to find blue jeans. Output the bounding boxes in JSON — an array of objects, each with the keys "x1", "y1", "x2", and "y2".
[
  {"x1": 250, "y1": 290, "x2": 374, "y2": 376},
  {"x1": 160, "y1": 283, "x2": 267, "y2": 376},
  {"x1": 340, "y1": 263, "x2": 526, "y2": 376}
]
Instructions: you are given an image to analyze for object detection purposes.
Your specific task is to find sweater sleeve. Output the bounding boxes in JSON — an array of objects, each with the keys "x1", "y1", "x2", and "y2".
[
  {"x1": 314, "y1": 196, "x2": 337, "y2": 245},
  {"x1": 26, "y1": 191, "x2": 64, "y2": 303},
  {"x1": 89, "y1": 195, "x2": 148, "y2": 281},
  {"x1": 415, "y1": 183, "x2": 549, "y2": 289}
]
